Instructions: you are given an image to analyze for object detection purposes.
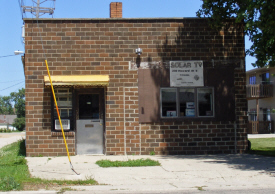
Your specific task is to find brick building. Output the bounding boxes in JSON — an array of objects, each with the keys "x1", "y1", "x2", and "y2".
[{"x1": 24, "y1": 2, "x2": 248, "y2": 156}]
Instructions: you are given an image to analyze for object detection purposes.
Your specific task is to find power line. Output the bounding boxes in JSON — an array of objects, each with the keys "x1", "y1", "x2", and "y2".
[
  {"x1": 11, "y1": 84, "x2": 25, "y2": 94},
  {"x1": 0, "y1": 79, "x2": 25, "y2": 84},
  {"x1": 0, "y1": 55, "x2": 18, "y2": 59},
  {"x1": 0, "y1": 84, "x2": 25, "y2": 97},
  {"x1": 0, "y1": 81, "x2": 25, "y2": 92}
]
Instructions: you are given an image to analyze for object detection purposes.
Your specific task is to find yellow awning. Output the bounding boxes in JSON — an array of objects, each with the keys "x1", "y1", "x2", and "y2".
[{"x1": 44, "y1": 75, "x2": 109, "y2": 87}]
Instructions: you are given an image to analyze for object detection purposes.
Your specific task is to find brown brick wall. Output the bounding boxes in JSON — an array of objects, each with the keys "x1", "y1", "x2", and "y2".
[
  {"x1": 24, "y1": 18, "x2": 247, "y2": 156},
  {"x1": 139, "y1": 66, "x2": 248, "y2": 155}
]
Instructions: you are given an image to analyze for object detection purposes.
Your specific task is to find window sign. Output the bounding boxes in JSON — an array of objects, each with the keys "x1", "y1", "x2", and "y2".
[
  {"x1": 179, "y1": 88, "x2": 195, "y2": 117},
  {"x1": 167, "y1": 111, "x2": 177, "y2": 117},
  {"x1": 186, "y1": 102, "x2": 195, "y2": 109},
  {"x1": 185, "y1": 109, "x2": 195, "y2": 117},
  {"x1": 170, "y1": 61, "x2": 203, "y2": 87}
]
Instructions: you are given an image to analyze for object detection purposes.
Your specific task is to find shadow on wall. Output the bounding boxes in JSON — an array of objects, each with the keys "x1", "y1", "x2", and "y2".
[
  {"x1": 157, "y1": 20, "x2": 244, "y2": 64},
  {"x1": 139, "y1": 19, "x2": 245, "y2": 154}
]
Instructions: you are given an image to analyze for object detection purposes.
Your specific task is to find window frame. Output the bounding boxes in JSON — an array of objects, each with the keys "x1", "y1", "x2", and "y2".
[
  {"x1": 160, "y1": 88, "x2": 178, "y2": 118},
  {"x1": 197, "y1": 87, "x2": 214, "y2": 117},
  {"x1": 261, "y1": 72, "x2": 270, "y2": 84},
  {"x1": 51, "y1": 87, "x2": 74, "y2": 131},
  {"x1": 249, "y1": 75, "x2": 256, "y2": 85},
  {"x1": 160, "y1": 87, "x2": 214, "y2": 119}
]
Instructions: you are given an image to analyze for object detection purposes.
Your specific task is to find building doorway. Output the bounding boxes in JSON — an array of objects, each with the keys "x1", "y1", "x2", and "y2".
[{"x1": 76, "y1": 88, "x2": 105, "y2": 154}]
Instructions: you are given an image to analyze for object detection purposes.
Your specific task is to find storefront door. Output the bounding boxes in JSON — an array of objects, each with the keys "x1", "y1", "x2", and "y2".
[{"x1": 76, "y1": 88, "x2": 105, "y2": 154}]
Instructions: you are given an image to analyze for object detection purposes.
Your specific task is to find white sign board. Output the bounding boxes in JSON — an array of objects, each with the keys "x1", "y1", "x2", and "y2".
[{"x1": 170, "y1": 61, "x2": 203, "y2": 87}]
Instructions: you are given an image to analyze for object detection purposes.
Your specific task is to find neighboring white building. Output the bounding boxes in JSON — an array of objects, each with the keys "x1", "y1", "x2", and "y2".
[
  {"x1": 246, "y1": 67, "x2": 275, "y2": 133},
  {"x1": 0, "y1": 115, "x2": 17, "y2": 130}
]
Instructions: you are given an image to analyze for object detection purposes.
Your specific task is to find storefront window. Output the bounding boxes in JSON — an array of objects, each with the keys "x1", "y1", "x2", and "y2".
[
  {"x1": 179, "y1": 88, "x2": 195, "y2": 117},
  {"x1": 161, "y1": 88, "x2": 177, "y2": 117},
  {"x1": 197, "y1": 88, "x2": 213, "y2": 117},
  {"x1": 161, "y1": 87, "x2": 214, "y2": 118}
]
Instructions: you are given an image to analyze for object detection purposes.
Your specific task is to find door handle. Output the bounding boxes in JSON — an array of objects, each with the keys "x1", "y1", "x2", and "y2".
[{"x1": 91, "y1": 120, "x2": 100, "y2": 122}]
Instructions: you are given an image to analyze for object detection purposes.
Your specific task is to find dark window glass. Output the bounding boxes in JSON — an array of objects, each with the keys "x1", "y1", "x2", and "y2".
[
  {"x1": 261, "y1": 72, "x2": 270, "y2": 84},
  {"x1": 79, "y1": 94, "x2": 99, "y2": 119},
  {"x1": 161, "y1": 88, "x2": 177, "y2": 117},
  {"x1": 197, "y1": 88, "x2": 213, "y2": 117},
  {"x1": 160, "y1": 87, "x2": 214, "y2": 118},
  {"x1": 179, "y1": 88, "x2": 195, "y2": 117}
]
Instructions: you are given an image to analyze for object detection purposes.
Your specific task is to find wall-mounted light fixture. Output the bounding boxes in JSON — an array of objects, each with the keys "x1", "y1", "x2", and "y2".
[
  {"x1": 135, "y1": 48, "x2": 143, "y2": 55},
  {"x1": 135, "y1": 48, "x2": 142, "y2": 68},
  {"x1": 14, "y1": 50, "x2": 24, "y2": 55}
]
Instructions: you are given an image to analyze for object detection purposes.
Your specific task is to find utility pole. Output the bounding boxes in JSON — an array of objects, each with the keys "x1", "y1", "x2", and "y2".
[{"x1": 21, "y1": 0, "x2": 56, "y2": 18}]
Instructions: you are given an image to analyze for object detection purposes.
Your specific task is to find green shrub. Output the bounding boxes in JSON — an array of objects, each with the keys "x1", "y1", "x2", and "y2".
[
  {"x1": 0, "y1": 129, "x2": 13, "y2": 133},
  {"x1": 12, "y1": 117, "x2": 25, "y2": 131}
]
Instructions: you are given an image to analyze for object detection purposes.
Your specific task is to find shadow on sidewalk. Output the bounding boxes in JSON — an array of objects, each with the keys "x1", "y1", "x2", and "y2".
[{"x1": 156, "y1": 154, "x2": 275, "y2": 175}]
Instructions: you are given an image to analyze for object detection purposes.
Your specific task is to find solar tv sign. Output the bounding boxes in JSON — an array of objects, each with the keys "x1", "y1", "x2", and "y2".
[{"x1": 170, "y1": 61, "x2": 203, "y2": 87}]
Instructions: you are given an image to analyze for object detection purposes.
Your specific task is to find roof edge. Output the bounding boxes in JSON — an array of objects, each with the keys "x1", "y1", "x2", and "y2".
[
  {"x1": 23, "y1": 17, "x2": 202, "y2": 21},
  {"x1": 246, "y1": 66, "x2": 275, "y2": 74}
]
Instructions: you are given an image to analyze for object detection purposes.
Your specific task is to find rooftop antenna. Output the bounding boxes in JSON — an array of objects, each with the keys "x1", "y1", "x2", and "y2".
[{"x1": 21, "y1": 0, "x2": 56, "y2": 18}]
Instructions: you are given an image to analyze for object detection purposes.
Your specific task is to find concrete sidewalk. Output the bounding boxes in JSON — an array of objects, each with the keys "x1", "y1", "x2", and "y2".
[
  {"x1": 25, "y1": 154, "x2": 275, "y2": 193},
  {"x1": 1, "y1": 133, "x2": 275, "y2": 193},
  {"x1": 248, "y1": 134, "x2": 275, "y2": 138}
]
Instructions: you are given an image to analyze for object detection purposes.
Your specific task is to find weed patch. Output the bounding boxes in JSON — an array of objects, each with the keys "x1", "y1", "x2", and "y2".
[
  {"x1": 96, "y1": 158, "x2": 161, "y2": 167},
  {"x1": 57, "y1": 187, "x2": 77, "y2": 193},
  {"x1": 0, "y1": 177, "x2": 21, "y2": 191},
  {"x1": 195, "y1": 185, "x2": 207, "y2": 191}
]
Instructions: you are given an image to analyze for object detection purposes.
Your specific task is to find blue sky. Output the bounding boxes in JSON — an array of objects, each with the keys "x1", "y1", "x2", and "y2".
[{"x1": 0, "y1": 0, "x2": 256, "y2": 97}]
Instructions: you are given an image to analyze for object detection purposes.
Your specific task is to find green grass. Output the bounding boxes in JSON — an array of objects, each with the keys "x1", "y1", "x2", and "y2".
[
  {"x1": 248, "y1": 138, "x2": 275, "y2": 157},
  {"x1": 96, "y1": 158, "x2": 161, "y2": 167},
  {"x1": 0, "y1": 140, "x2": 28, "y2": 191},
  {"x1": 25, "y1": 177, "x2": 97, "y2": 186},
  {"x1": 0, "y1": 139, "x2": 97, "y2": 191}
]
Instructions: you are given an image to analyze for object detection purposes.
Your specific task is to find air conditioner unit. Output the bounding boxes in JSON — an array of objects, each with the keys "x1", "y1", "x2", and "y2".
[{"x1": 55, "y1": 119, "x2": 70, "y2": 130}]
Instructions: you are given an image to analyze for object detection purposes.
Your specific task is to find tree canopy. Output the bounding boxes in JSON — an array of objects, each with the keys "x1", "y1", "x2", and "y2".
[
  {"x1": 10, "y1": 88, "x2": 25, "y2": 118},
  {"x1": 0, "y1": 88, "x2": 25, "y2": 131},
  {"x1": 0, "y1": 96, "x2": 14, "y2": 115},
  {"x1": 197, "y1": 0, "x2": 275, "y2": 68}
]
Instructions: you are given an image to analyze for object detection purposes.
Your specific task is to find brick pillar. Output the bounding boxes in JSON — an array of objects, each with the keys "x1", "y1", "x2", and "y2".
[{"x1": 110, "y1": 2, "x2": 122, "y2": 18}]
